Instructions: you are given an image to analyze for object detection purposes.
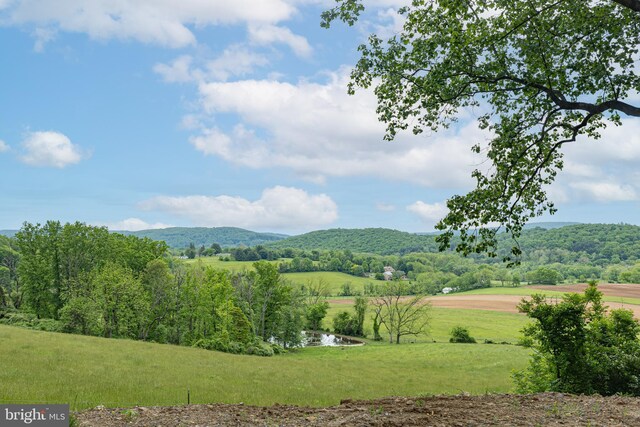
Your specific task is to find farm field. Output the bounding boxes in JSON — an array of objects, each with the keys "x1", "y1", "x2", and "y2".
[
  {"x1": 0, "y1": 324, "x2": 528, "y2": 410},
  {"x1": 327, "y1": 284, "x2": 640, "y2": 332},
  {"x1": 282, "y1": 271, "x2": 376, "y2": 295},
  {"x1": 183, "y1": 257, "x2": 283, "y2": 272},
  {"x1": 454, "y1": 284, "x2": 640, "y2": 313}
]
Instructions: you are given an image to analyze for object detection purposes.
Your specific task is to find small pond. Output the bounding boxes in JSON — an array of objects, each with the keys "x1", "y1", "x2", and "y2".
[{"x1": 301, "y1": 331, "x2": 365, "y2": 347}]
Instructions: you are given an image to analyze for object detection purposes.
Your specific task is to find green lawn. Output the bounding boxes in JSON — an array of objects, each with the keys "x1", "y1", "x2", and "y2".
[
  {"x1": 183, "y1": 257, "x2": 283, "y2": 272},
  {"x1": 283, "y1": 271, "x2": 377, "y2": 295},
  {"x1": 0, "y1": 324, "x2": 529, "y2": 410}
]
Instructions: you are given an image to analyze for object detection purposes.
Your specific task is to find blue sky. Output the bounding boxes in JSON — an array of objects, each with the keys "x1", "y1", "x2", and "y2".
[{"x1": 1, "y1": 0, "x2": 639, "y2": 235}]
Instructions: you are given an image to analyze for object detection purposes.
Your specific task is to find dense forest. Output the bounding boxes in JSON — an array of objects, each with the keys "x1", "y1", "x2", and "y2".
[
  {"x1": 125, "y1": 227, "x2": 288, "y2": 248},
  {"x1": 267, "y1": 228, "x2": 440, "y2": 255},
  {"x1": 0, "y1": 222, "x2": 310, "y2": 356},
  {"x1": 265, "y1": 224, "x2": 640, "y2": 265}
]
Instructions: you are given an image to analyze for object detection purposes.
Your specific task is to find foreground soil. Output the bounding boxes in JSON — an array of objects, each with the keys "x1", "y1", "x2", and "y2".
[{"x1": 78, "y1": 393, "x2": 640, "y2": 426}]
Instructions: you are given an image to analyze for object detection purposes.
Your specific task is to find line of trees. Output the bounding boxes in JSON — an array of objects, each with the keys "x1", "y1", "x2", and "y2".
[{"x1": 0, "y1": 222, "x2": 312, "y2": 356}]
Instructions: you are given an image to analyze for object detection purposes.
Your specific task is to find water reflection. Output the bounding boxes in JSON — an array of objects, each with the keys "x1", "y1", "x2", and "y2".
[{"x1": 301, "y1": 331, "x2": 364, "y2": 347}]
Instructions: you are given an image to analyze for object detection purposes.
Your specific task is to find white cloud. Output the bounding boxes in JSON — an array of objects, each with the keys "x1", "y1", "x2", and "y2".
[
  {"x1": 376, "y1": 202, "x2": 396, "y2": 212},
  {"x1": 32, "y1": 27, "x2": 56, "y2": 52},
  {"x1": 100, "y1": 218, "x2": 172, "y2": 232},
  {"x1": 204, "y1": 46, "x2": 269, "y2": 81},
  {"x1": 20, "y1": 131, "x2": 86, "y2": 168},
  {"x1": 139, "y1": 186, "x2": 338, "y2": 231},
  {"x1": 4, "y1": 0, "x2": 297, "y2": 48},
  {"x1": 0, "y1": 139, "x2": 9, "y2": 152},
  {"x1": 248, "y1": 24, "x2": 312, "y2": 58},
  {"x1": 547, "y1": 117, "x2": 640, "y2": 204},
  {"x1": 191, "y1": 69, "x2": 481, "y2": 187},
  {"x1": 154, "y1": 48, "x2": 269, "y2": 84},
  {"x1": 407, "y1": 201, "x2": 448, "y2": 224},
  {"x1": 569, "y1": 181, "x2": 638, "y2": 202},
  {"x1": 153, "y1": 55, "x2": 194, "y2": 83}
]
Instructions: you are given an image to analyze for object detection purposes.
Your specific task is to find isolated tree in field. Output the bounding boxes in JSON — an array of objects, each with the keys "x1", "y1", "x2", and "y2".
[
  {"x1": 371, "y1": 281, "x2": 431, "y2": 344},
  {"x1": 323, "y1": 0, "x2": 640, "y2": 260}
]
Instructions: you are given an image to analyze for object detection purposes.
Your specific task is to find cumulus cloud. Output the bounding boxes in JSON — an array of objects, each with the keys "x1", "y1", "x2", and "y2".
[
  {"x1": 248, "y1": 24, "x2": 312, "y2": 58},
  {"x1": 3, "y1": 0, "x2": 297, "y2": 48},
  {"x1": 153, "y1": 55, "x2": 194, "y2": 83},
  {"x1": 568, "y1": 181, "x2": 638, "y2": 202},
  {"x1": 191, "y1": 69, "x2": 482, "y2": 187},
  {"x1": 547, "y1": 117, "x2": 640, "y2": 204},
  {"x1": 139, "y1": 186, "x2": 338, "y2": 230},
  {"x1": 154, "y1": 47, "x2": 269, "y2": 84},
  {"x1": 0, "y1": 139, "x2": 9, "y2": 152},
  {"x1": 376, "y1": 202, "x2": 396, "y2": 212},
  {"x1": 20, "y1": 131, "x2": 86, "y2": 168},
  {"x1": 407, "y1": 201, "x2": 448, "y2": 224},
  {"x1": 100, "y1": 218, "x2": 172, "y2": 232},
  {"x1": 204, "y1": 46, "x2": 270, "y2": 81}
]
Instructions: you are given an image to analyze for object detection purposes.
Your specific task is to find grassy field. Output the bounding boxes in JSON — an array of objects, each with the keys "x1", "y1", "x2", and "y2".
[
  {"x1": 324, "y1": 303, "x2": 530, "y2": 344},
  {"x1": 0, "y1": 324, "x2": 529, "y2": 410},
  {"x1": 183, "y1": 260, "x2": 377, "y2": 296},
  {"x1": 183, "y1": 257, "x2": 282, "y2": 272},
  {"x1": 283, "y1": 271, "x2": 376, "y2": 295}
]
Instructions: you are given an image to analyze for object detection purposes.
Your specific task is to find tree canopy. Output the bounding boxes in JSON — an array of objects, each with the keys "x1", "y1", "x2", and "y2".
[{"x1": 322, "y1": 0, "x2": 640, "y2": 261}]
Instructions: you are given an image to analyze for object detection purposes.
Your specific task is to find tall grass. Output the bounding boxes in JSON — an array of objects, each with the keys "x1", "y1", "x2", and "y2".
[{"x1": 0, "y1": 324, "x2": 528, "y2": 410}]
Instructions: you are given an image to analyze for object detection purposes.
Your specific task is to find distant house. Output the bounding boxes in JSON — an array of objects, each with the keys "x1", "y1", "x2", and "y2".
[
  {"x1": 383, "y1": 271, "x2": 393, "y2": 280},
  {"x1": 442, "y1": 287, "x2": 454, "y2": 294},
  {"x1": 383, "y1": 266, "x2": 395, "y2": 273}
]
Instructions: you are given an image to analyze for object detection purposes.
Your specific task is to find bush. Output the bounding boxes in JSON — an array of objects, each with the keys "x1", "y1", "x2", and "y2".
[
  {"x1": 0, "y1": 310, "x2": 63, "y2": 332},
  {"x1": 270, "y1": 343, "x2": 286, "y2": 354},
  {"x1": 333, "y1": 311, "x2": 357, "y2": 336},
  {"x1": 514, "y1": 282, "x2": 640, "y2": 396},
  {"x1": 246, "y1": 343, "x2": 275, "y2": 357},
  {"x1": 449, "y1": 326, "x2": 476, "y2": 343}
]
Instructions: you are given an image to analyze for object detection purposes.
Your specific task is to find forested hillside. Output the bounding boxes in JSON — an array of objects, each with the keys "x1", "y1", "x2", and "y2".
[
  {"x1": 495, "y1": 224, "x2": 640, "y2": 264},
  {"x1": 266, "y1": 224, "x2": 640, "y2": 264},
  {"x1": 268, "y1": 228, "x2": 439, "y2": 255},
  {"x1": 124, "y1": 227, "x2": 288, "y2": 248}
]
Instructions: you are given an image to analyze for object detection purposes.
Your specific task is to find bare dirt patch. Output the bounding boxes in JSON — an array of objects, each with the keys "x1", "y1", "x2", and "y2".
[{"x1": 77, "y1": 393, "x2": 640, "y2": 426}]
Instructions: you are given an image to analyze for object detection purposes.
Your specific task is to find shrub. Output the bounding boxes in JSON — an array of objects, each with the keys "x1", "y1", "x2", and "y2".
[
  {"x1": 333, "y1": 311, "x2": 357, "y2": 336},
  {"x1": 246, "y1": 343, "x2": 274, "y2": 357},
  {"x1": 514, "y1": 282, "x2": 640, "y2": 396},
  {"x1": 449, "y1": 326, "x2": 476, "y2": 343}
]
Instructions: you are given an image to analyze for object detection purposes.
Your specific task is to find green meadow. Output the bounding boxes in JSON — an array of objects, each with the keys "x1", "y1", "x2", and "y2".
[
  {"x1": 183, "y1": 257, "x2": 281, "y2": 272},
  {"x1": 324, "y1": 304, "x2": 530, "y2": 344},
  {"x1": 283, "y1": 271, "x2": 376, "y2": 295},
  {"x1": 462, "y1": 285, "x2": 640, "y2": 306},
  {"x1": 183, "y1": 260, "x2": 376, "y2": 295},
  {"x1": 0, "y1": 324, "x2": 529, "y2": 410}
]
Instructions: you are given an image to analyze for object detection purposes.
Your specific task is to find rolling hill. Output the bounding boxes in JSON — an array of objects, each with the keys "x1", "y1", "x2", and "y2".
[
  {"x1": 267, "y1": 228, "x2": 440, "y2": 255},
  {"x1": 122, "y1": 227, "x2": 288, "y2": 248}
]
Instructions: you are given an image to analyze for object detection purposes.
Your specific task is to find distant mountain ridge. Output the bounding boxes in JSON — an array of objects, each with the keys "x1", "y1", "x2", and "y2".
[
  {"x1": 121, "y1": 227, "x2": 288, "y2": 248},
  {"x1": 267, "y1": 228, "x2": 439, "y2": 255},
  {"x1": 4, "y1": 223, "x2": 640, "y2": 261}
]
